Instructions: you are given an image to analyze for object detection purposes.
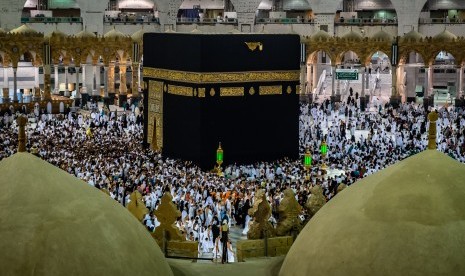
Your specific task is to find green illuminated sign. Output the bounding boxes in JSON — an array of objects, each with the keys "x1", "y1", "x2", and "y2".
[
  {"x1": 320, "y1": 143, "x2": 328, "y2": 155},
  {"x1": 335, "y1": 69, "x2": 359, "y2": 80},
  {"x1": 217, "y1": 151, "x2": 223, "y2": 162},
  {"x1": 304, "y1": 155, "x2": 312, "y2": 167}
]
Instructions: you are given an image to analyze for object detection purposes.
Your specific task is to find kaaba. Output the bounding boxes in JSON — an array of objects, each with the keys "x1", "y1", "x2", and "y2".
[{"x1": 143, "y1": 33, "x2": 301, "y2": 170}]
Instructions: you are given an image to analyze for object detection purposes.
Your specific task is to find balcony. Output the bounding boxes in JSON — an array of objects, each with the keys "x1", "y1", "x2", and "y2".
[
  {"x1": 256, "y1": 18, "x2": 314, "y2": 24},
  {"x1": 419, "y1": 18, "x2": 465, "y2": 24},
  {"x1": 176, "y1": 18, "x2": 238, "y2": 25},
  {"x1": 335, "y1": 18, "x2": 397, "y2": 26},
  {"x1": 21, "y1": 17, "x2": 82, "y2": 24},
  {"x1": 104, "y1": 16, "x2": 159, "y2": 25}
]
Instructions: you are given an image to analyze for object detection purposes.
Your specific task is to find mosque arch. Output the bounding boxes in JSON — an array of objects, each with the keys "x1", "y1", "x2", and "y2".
[
  {"x1": 338, "y1": 50, "x2": 362, "y2": 68},
  {"x1": 306, "y1": 50, "x2": 333, "y2": 95}
]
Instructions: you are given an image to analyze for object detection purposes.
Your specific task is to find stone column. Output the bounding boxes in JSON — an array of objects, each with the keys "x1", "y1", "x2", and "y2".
[
  {"x1": 428, "y1": 66, "x2": 433, "y2": 97},
  {"x1": 3, "y1": 66, "x2": 9, "y2": 102},
  {"x1": 132, "y1": 62, "x2": 140, "y2": 98},
  {"x1": 424, "y1": 66, "x2": 429, "y2": 98},
  {"x1": 361, "y1": 67, "x2": 366, "y2": 97},
  {"x1": 92, "y1": 64, "x2": 97, "y2": 96},
  {"x1": 81, "y1": 65, "x2": 87, "y2": 94},
  {"x1": 103, "y1": 65, "x2": 109, "y2": 97},
  {"x1": 119, "y1": 65, "x2": 127, "y2": 94},
  {"x1": 119, "y1": 64, "x2": 127, "y2": 107},
  {"x1": 75, "y1": 65, "x2": 81, "y2": 106},
  {"x1": 43, "y1": 65, "x2": 52, "y2": 101},
  {"x1": 331, "y1": 65, "x2": 336, "y2": 98},
  {"x1": 108, "y1": 63, "x2": 115, "y2": 94},
  {"x1": 64, "y1": 66, "x2": 70, "y2": 97},
  {"x1": 13, "y1": 67, "x2": 18, "y2": 103},
  {"x1": 459, "y1": 66, "x2": 464, "y2": 98},
  {"x1": 54, "y1": 64, "x2": 59, "y2": 94}
]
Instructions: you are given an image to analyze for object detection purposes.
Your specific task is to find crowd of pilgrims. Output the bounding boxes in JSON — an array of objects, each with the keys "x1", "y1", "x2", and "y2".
[{"x1": 1, "y1": 95, "x2": 465, "y2": 259}]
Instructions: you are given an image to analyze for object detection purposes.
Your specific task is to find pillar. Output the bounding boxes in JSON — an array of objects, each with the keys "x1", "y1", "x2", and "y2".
[
  {"x1": 103, "y1": 65, "x2": 109, "y2": 98},
  {"x1": 132, "y1": 62, "x2": 140, "y2": 98},
  {"x1": 43, "y1": 65, "x2": 52, "y2": 101},
  {"x1": 331, "y1": 65, "x2": 336, "y2": 97},
  {"x1": 3, "y1": 66, "x2": 9, "y2": 102},
  {"x1": 108, "y1": 63, "x2": 115, "y2": 94},
  {"x1": 119, "y1": 64, "x2": 127, "y2": 107},
  {"x1": 33, "y1": 66, "x2": 40, "y2": 102},
  {"x1": 64, "y1": 66, "x2": 69, "y2": 97},
  {"x1": 424, "y1": 66, "x2": 429, "y2": 98},
  {"x1": 13, "y1": 67, "x2": 18, "y2": 103},
  {"x1": 75, "y1": 65, "x2": 81, "y2": 106},
  {"x1": 361, "y1": 67, "x2": 366, "y2": 97},
  {"x1": 459, "y1": 66, "x2": 463, "y2": 98},
  {"x1": 389, "y1": 65, "x2": 401, "y2": 108},
  {"x1": 119, "y1": 65, "x2": 127, "y2": 94},
  {"x1": 81, "y1": 65, "x2": 87, "y2": 94},
  {"x1": 54, "y1": 64, "x2": 59, "y2": 94},
  {"x1": 92, "y1": 64, "x2": 98, "y2": 96},
  {"x1": 428, "y1": 66, "x2": 433, "y2": 98}
]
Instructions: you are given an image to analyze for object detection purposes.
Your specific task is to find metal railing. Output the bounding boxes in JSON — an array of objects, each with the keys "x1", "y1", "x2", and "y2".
[
  {"x1": 176, "y1": 17, "x2": 238, "y2": 24},
  {"x1": 104, "y1": 17, "x2": 159, "y2": 24},
  {"x1": 21, "y1": 17, "x2": 82, "y2": 23},
  {"x1": 335, "y1": 18, "x2": 397, "y2": 26},
  {"x1": 419, "y1": 18, "x2": 465, "y2": 24},
  {"x1": 256, "y1": 18, "x2": 314, "y2": 24}
]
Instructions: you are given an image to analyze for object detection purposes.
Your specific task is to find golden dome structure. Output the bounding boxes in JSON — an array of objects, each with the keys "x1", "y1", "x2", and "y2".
[
  {"x1": 104, "y1": 27, "x2": 127, "y2": 39},
  {"x1": 131, "y1": 28, "x2": 145, "y2": 43},
  {"x1": 434, "y1": 29, "x2": 457, "y2": 42},
  {"x1": 341, "y1": 29, "x2": 363, "y2": 41},
  {"x1": 75, "y1": 28, "x2": 96, "y2": 39},
  {"x1": 0, "y1": 152, "x2": 173, "y2": 276},
  {"x1": 402, "y1": 29, "x2": 424, "y2": 42},
  {"x1": 9, "y1": 24, "x2": 38, "y2": 35},
  {"x1": 280, "y1": 150, "x2": 465, "y2": 276},
  {"x1": 310, "y1": 30, "x2": 330, "y2": 42},
  {"x1": 371, "y1": 29, "x2": 393, "y2": 42}
]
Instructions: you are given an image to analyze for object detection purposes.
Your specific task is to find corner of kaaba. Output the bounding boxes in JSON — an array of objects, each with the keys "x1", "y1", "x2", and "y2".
[{"x1": 143, "y1": 33, "x2": 300, "y2": 170}]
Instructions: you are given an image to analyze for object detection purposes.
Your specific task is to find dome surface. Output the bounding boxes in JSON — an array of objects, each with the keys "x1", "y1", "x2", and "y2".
[
  {"x1": 311, "y1": 30, "x2": 330, "y2": 41},
  {"x1": 434, "y1": 29, "x2": 457, "y2": 42},
  {"x1": 0, "y1": 153, "x2": 173, "y2": 276},
  {"x1": 280, "y1": 150, "x2": 465, "y2": 276},
  {"x1": 402, "y1": 29, "x2": 424, "y2": 41},
  {"x1": 372, "y1": 29, "x2": 393, "y2": 41},
  {"x1": 9, "y1": 24, "x2": 38, "y2": 34}
]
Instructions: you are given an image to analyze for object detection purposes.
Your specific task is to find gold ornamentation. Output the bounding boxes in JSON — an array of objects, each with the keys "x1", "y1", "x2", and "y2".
[
  {"x1": 143, "y1": 68, "x2": 300, "y2": 84},
  {"x1": 152, "y1": 192, "x2": 184, "y2": 246},
  {"x1": 259, "y1": 85, "x2": 282, "y2": 95},
  {"x1": 198, "y1": 88, "x2": 206, "y2": 98},
  {"x1": 168, "y1": 85, "x2": 192, "y2": 97},
  {"x1": 249, "y1": 87, "x2": 255, "y2": 95},
  {"x1": 210, "y1": 88, "x2": 216, "y2": 97},
  {"x1": 245, "y1": 42, "x2": 263, "y2": 51},
  {"x1": 148, "y1": 80, "x2": 163, "y2": 149},
  {"x1": 296, "y1": 85, "x2": 301, "y2": 94},
  {"x1": 287, "y1": 86, "x2": 292, "y2": 94},
  {"x1": 220, "y1": 87, "x2": 244, "y2": 97}
]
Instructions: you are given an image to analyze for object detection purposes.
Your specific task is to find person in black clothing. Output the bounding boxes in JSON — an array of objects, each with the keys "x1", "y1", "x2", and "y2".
[{"x1": 211, "y1": 216, "x2": 220, "y2": 244}]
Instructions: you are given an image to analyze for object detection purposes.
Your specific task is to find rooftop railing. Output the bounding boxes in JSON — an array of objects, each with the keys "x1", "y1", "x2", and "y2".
[
  {"x1": 176, "y1": 17, "x2": 238, "y2": 24},
  {"x1": 21, "y1": 17, "x2": 82, "y2": 23},
  {"x1": 335, "y1": 18, "x2": 397, "y2": 25}
]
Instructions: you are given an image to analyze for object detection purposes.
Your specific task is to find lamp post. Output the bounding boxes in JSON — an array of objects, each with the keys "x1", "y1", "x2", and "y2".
[
  {"x1": 320, "y1": 140, "x2": 328, "y2": 171},
  {"x1": 304, "y1": 148, "x2": 312, "y2": 181},
  {"x1": 216, "y1": 142, "x2": 223, "y2": 176}
]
